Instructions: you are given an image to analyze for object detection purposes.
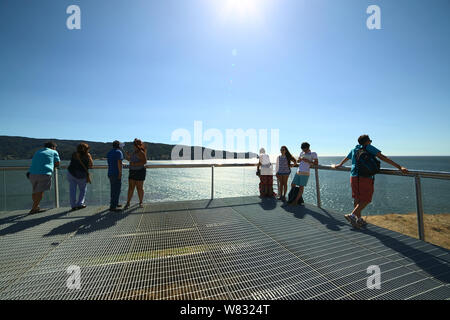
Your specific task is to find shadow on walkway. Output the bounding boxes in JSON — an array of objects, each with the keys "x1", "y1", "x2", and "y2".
[
  {"x1": 0, "y1": 213, "x2": 29, "y2": 226},
  {"x1": 281, "y1": 203, "x2": 346, "y2": 232},
  {"x1": 44, "y1": 207, "x2": 138, "y2": 237},
  {"x1": 0, "y1": 210, "x2": 72, "y2": 236},
  {"x1": 258, "y1": 197, "x2": 277, "y2": 211},
  {"x1": 281, "y1": 203, "x2": 450, "y2": 284}
]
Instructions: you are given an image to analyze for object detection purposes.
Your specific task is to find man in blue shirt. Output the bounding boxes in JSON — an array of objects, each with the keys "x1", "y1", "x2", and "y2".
[
  {"x1": 107, "y1": 140, "x2": 124, "y2": 211},
  {"x1": 334, "y1": 135, "x2": 408, "y2": 228},
  {"x1": 28, "y1": 142, "x2": 60, "y2": 214}
]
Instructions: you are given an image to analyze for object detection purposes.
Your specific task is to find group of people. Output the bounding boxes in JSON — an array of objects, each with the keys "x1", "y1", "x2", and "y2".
[
  {"x1": 257, "y1": 142, "x2": 318, "y2": 205},
  {"x1": 27, "y1": 134, "x2": 409, "y2": 229},
  {"x1": 26, "y1": 138, "x2": 148, "y2": 214},
  {"x1": 106, "y1": 139, "x2": 148, "y2": 212},
  {"x1": 257, "y1": 134, "x2": 408, "y2": 229}
]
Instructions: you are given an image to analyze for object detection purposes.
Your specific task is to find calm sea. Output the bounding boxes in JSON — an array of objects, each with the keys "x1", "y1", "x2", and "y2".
[{"x1": 1, "y1": 157, "x2": 449, "y2": 215}]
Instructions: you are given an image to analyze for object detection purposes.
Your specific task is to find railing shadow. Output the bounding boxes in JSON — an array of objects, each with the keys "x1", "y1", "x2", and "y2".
[
  {"x1": 43, "y1": 208, "x2": 137, "y2": 237},
  {"x1": 280, "y1": 203, "x2": 450, "y2": 283},
  {"x1": 0, "y1": 213, "x2": 29, "y2": 226},
  {"x1": 359, "y1": 227, "x2": 450, "y2": 284},
  {"x1": 281, "y1": 204, "x2": 346, "y2": 231},
  {"x1": 0, "y1": 210, "x2": 72, "y2": 236}
]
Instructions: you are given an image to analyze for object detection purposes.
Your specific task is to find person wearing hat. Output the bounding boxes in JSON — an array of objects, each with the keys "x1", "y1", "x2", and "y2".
[{"x1": 107, "y1": 140, "x2": 124, "y2": 211}]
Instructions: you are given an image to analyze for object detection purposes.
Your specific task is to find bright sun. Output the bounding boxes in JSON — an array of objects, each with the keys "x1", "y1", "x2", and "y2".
[{"x1": 220, "y1": 0, "x2": 265, "y2": 20}]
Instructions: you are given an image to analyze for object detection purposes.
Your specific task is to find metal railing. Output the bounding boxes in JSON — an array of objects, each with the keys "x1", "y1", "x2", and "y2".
[{"x1": 1, "y1": 163, "x2": 450, "y2": 241}]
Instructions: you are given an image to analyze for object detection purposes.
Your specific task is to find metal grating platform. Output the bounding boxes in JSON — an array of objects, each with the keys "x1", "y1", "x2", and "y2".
[{"x1": 0, "y1": 196, "x2": 449, "y2": 300}]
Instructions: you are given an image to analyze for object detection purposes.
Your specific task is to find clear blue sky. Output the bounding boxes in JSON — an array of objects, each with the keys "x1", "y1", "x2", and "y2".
[{"x1": 1, "y1": 0, "x2": 449, "y2": 156}]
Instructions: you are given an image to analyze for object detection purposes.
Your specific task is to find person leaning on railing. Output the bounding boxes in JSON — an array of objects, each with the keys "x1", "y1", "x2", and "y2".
[
  {"x1": 289, "y1": 142, "x2": 318, "y2": 206},
  {"x1": 333, "y1": 134, "x2": 408, "y2": 229},
  {"x1": 67, "y1": 143, "x2": 93, "y2": 211},
  {"x1": 27, "y1": 141, "x2": 60, "y2": 215}
]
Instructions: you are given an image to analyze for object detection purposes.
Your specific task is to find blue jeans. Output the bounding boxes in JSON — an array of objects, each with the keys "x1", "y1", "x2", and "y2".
[
  {"x1": 109, "y1": 176, "x2": 122, "y2": 209},
  {"x1": 67, "y1": 172, "x2": 88, "y2": 208}
]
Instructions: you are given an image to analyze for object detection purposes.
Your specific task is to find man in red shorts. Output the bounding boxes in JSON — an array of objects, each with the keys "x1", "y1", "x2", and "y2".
[{"x1": 333, "y1": 135, "x2": 408, "y2": 228}]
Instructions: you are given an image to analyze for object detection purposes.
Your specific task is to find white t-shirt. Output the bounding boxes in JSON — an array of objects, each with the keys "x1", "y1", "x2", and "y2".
[
  {"x1": 259, "y1": 154, "x2": 273, "y2": 176},
  {"x1": 297, "y1": 151, "x2": 318, "y2": 174}
]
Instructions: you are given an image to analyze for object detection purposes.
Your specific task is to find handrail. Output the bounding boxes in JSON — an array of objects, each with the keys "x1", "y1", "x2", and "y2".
[
  {"x1": 2, "y1": 163, "x2": 450, "y2": 180},
  {"x1": 2, "y1": 162, "x2": 449, "y2": 241}
]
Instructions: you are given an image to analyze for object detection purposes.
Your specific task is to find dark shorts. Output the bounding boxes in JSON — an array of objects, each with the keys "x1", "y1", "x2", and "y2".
[
  {"x1": 277, "y1": 172, "x2": 291, "y2": 176},
  {"x1": 129, "y1": 168, "x2": 146, "y2": 181},
  {"x1": 351, "y1": 176, "x2": 374, "y2": 203}
]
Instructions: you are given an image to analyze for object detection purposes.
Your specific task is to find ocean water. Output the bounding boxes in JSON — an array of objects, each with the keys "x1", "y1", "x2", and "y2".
[{"x1": 0, "y1": 157, "x2": 449, "y2": 216}]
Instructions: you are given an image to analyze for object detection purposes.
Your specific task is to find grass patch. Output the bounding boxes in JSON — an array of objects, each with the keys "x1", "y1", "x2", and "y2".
[{"x1": 367, "y1": 213, "x2": 450, "y2": 250}]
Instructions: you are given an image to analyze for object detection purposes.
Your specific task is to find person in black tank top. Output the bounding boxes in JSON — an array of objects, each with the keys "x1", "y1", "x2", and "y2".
[
  {"x1": 124, "y1": 138, "x2": 147, "y2": 209},
  {"x1": 276, "y1": 146, "x2": 296, "y2": 201}
]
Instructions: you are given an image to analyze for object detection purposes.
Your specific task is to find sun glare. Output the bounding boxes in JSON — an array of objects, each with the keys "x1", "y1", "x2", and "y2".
[{"x1": 220, "y1": 0, "x2": 266, "y2": 21}]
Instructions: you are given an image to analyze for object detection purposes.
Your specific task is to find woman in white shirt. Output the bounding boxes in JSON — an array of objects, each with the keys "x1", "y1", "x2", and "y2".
[
  {"x1": 290, "y1": 142, "x2": 318, "y2": 205},
  {"x1": 257, "y1": 148, "x2": 275, "y2": 198}
]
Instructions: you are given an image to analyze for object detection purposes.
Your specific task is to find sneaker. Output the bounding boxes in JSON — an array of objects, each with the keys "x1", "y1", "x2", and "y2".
[
  {"x1": 345, "y1": 214, "x2": 360, "y2": 229},
  {"x1": 358, "y1": 218, "x2": 368, "y2": 227},
  {"x1": 29, "y1": 207, "x2": 47, "y2": 215},
  {"x1": 124, "y1": 203, "x2": 130, "y2": 210},
  {"x1": 76, "y1": 205, "x2": 87, "y2": 210}
]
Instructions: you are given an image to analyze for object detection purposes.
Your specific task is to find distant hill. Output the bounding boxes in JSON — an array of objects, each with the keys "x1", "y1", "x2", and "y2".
[{"x1": 0, "y1": 136, "x2": 258, "y2": 161}]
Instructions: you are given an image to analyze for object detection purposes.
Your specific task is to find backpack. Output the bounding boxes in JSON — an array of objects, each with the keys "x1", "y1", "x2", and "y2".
[
  {"x1": 355, "y1": 146, "x2": 381, "y2": 177},
  {"x1": 287, "y1": 186, "x2": 299, "y2": 204}
]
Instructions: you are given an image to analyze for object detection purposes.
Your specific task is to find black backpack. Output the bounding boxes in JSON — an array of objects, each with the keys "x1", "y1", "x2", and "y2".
[{"x1": 355, "y1": 146, "x2": 381, "y2": 177}]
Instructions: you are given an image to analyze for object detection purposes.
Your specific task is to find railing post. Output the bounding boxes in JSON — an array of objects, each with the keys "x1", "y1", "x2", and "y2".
[
  {"x1": 314, "y1": 166, "x2": 321, "y2": 208},
  {"x1": 414, "y1": 175, "x2": 425, "y2": 241},
  {"x1": 54, "y1": 167, "x2": 60, "y2": 208},
  {"x1": 211, "y1": 165, "x2": 214, "y2": 200}
]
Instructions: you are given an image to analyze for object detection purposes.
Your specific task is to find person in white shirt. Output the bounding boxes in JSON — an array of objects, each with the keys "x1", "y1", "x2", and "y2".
[
  {"x1": 290, "y1": 142, "x2": 318, "y2": 205},
  {"x1": 257, "y1": 148, "x2": 275, "y2": 197}
]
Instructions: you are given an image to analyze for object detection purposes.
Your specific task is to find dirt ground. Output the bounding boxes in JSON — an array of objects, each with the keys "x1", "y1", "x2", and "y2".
[{"x1": 367, "y1": 213, "x2": 450, "y2": 250}]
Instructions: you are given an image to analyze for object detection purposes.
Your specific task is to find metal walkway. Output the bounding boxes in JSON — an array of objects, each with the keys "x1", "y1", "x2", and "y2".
[{"x1": 0, "y1": 196, "x2": 449, "y2": 300}]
